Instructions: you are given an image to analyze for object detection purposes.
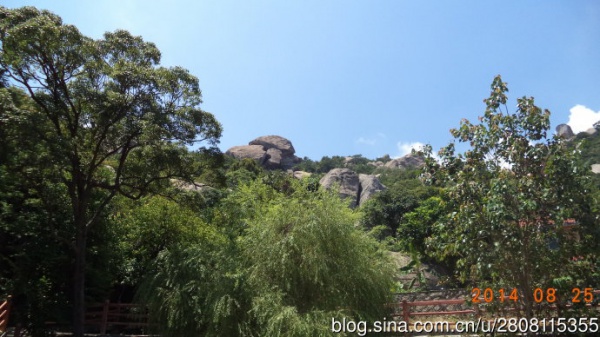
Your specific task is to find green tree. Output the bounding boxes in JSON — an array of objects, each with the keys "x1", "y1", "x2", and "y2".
[
  {"x1": 241, "y1": 180, "x2": 394, "y2": 336},
  {"x1": 112, "y1": 196, "x2": 216, "y2": 289},
  {"x1": 0, "y1": 7, "x2": 222, "y2": 336},
  {"x1": 140, "y1": 178, "x2": 395, "y2": 337},
  {"x1": 0, "y1": 77, "x2": 75, "y2": 334},
  {"x1": 422, "y1": 75, "x2": 598, "y2": 318},
  {"x1": 398, "y1": 195, "x2": 446, "y2": 257},
  {"x1": 361, "y1": 168, "x2": 436, "y2": 240}
]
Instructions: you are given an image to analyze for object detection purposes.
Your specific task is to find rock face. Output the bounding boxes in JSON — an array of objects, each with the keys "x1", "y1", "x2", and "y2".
[
  {"x1": 384, "y1": 153, "x2": 425, "y2": 169},
  {"x1": 358, "y1": 174, "x2": 386, "y2": 206},
  {"x1": 226, "y1": 145, "x2": 269, "y2": 164},
  {"x1": 591, "y1": 164, "x2": 600, "y2": 174},
  {"x1": 319, "y1": 168, "x2": 385, "y2": 207},
  {"x1": 556, "y1": 124, "x2": 575, "y2": 139},
  {"x1": 249, "y1": 135, "x2": 295, "y2": 155},
  {"x1": 265, "y1": 148, "x2": 283, "y2": 169},
  {"x1": 226, "y1": 135, "x2": 301, "y2": 170},
  {"x1": 292, "y1": 170, "x2": 312, "y2": 179},
  {"x1": 319, "y1": 168, "x2": 361, "y2": 207},
  {"x1": 390, "y1": 251, "x2": 442, "y2": 290}
]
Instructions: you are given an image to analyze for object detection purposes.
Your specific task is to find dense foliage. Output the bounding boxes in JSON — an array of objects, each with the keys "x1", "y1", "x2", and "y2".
[
  {"x1": 1, "y1": 5, "x2": 599, "y2": 337},
  {"x1": 0, "y1": 6, "x2": 222, "y2": 336},
  {"x1": 422, "y1": 75, "x2": 600, "y2": 318},
  {"x1": 139, "y1": 179, "x2": 395, "y2": 337}
]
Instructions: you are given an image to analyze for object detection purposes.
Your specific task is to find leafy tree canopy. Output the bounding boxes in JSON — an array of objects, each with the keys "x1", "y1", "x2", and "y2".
[
  {"x1": 422, "y1": 75, "x2": 599, "y2": 317},
  {"x1": 0, "y1": 6, "x2": 222, "y2": 336}
]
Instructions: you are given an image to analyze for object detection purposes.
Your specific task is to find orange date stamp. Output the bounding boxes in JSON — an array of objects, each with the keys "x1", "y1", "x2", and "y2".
[{"x1": 471, "y1": 287, "x2": 595, "y2": 304}]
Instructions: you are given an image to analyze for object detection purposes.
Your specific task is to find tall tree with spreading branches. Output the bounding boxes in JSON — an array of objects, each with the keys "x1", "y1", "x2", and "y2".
[{"x1": 0, "y1": 6, "x2": 222, "y2": 336}]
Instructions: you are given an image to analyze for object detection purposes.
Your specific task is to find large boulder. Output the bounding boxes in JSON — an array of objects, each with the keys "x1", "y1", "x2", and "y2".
[
  {"x1": 226, "y1": 135, "x2": 301, "y2": 170},
  {"x1": 384, "y1": 153, "x2": 425, "y2": 169},
  {"x1": 556, "y1": 124, "x2": 575, "y2": 139},
  {"x1": 592, "y1": 164, "x2": 600, "y2": 174},
  {"x1": 319, "y1": 168, "x2": 361, "y2": 208},
  {"x1": 358, "y1": 174, "x2": 386, "y2": 206},
  {"x1": 226, "y1": 145, "x2": 269, "y2": 164},
  {"x1": 265, "y1": 148, "x2": 283, "y2": 169},
  {"x1": 249, "y1": 135, "x2": 296, "y2": 156},
  {"x1": 319, "y1": 169, "x2": 386, "y2": 207}
]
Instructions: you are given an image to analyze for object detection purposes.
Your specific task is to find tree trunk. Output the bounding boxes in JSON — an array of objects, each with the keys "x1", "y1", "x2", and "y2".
[{"x1": 72, "y1": 225, "x2": 87, "y2": 337}]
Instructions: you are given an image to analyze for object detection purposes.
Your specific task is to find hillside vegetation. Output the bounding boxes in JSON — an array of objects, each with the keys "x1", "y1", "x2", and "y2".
[{"x1": 1, "y1": 6, "x2": 599, "y2": 337}]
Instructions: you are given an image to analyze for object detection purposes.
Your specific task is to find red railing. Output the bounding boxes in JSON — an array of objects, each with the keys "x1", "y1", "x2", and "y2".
[
  {"x1": 390, "y1": 290, "x2": 600, "y2": 325},
  {"x1": 85, "y1": 300, "x2": 152, "y2": 335},
  {"x1": 0, "y1": 296, "x2": 11, "y2": 333}
]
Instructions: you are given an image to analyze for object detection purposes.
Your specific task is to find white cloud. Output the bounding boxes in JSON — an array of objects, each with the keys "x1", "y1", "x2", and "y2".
[
  {"x1": 396, "y1": 141, "x2": 443, "y2": 163},
  {"x1": 356, "y1": 137, "x2": 377, "y2": 146},
  {"x1": 395, "y1": 141, "x2": 426, "y2": 158},
  {"x1": 567, "y1": 105, "x2": 600, "y2": 134}
]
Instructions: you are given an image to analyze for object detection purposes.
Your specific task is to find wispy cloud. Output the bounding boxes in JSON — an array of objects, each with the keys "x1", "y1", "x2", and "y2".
[
  {"x1": 355, "y1": 133, "x2": 385, "y2": 146},
  {"x1": 356, "y1": 137, "x2": 377, "y2": 146},
  {"x1": 567, "y1": 105, "x2": 600, "y2": 134}
]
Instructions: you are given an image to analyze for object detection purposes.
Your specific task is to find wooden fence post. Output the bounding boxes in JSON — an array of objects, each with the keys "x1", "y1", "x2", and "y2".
[
  {"x1": 402, "y1": 300, "x2": 410, "y2": 324},
  {"x1": 101, "y1": 300, "x2": 109, "y2": 335}
]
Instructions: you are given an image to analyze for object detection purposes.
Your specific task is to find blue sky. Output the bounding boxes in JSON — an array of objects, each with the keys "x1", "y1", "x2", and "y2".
[{"x1": 5, "y1": 1, "x2": 600, "y2": 160}]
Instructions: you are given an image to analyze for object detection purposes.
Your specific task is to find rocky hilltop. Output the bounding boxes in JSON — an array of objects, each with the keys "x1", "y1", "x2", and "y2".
[
  {"x1": 226, "y1": 135, "x2": 428, "y2": 207},
  {"x1": 556, "y1": 124, "x2": 600, "y2": 174},
  {"x1": 384, "y1": 152, "x2": 425, "y2": 169},
  {"x1": 226, "y1": 135, "x2": 301, "y2": 170}
]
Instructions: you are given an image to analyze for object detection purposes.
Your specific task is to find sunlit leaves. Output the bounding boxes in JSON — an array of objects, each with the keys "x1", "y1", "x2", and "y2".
[{"x1": 423, "y1": 75, "x2": 597, "y2": 317}]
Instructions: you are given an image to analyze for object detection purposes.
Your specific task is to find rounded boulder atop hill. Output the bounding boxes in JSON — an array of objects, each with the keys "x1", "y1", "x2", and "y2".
[
  {"x1": 226, "y1": 135, "x2": 301, "y2": 170},
  {"x1": 384, "y1": 152, "x2": 425, "y2": 169}
]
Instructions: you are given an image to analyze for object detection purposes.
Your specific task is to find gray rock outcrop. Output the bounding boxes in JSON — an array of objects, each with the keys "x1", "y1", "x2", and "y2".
[
  {"x1": 319, "y1": 168, "x2": 361, "y2": 207},
  {"x1": 358, "y1": 174, "x2": 386, "y2": 206},
  {"x1": 226, "y1": 145, "x2": 269, "y2": 164},
  {"x1": 592, "y1": 164, "x2": 600, "y2": 174},
  {"x1": 249, "y1": 135, "x2": 295, "y2": 155},
  {"x1": 319, "y1": 168, "x2": 385, "y2": 207},
  {"x1": 265, "y1": 148, "x2": 283, "y2": 169},
  {"x1": 368, "y1": 161, "x2": 385, "y2": 167},
  {"x1": 556, "y1": 124, "x2": 575, "y2": 139},
  {"x1": 384, "y1": 153, "x2": 425, "y2": 169},
  {"x1": 390, "y1": 251, "x2": 441, "y2": 290},
  {"x1": 292, "y1": 170, "x2": 312, "y2": 179},
  {"x1": 226, "y1": 135, "x2": 301, "y2": 170}
]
